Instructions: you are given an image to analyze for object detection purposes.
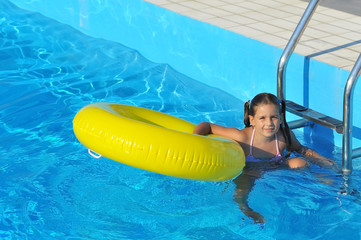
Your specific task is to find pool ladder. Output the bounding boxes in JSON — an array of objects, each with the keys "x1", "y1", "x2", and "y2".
[{"x1": 277, "y1": 0, "x2": 361, "y2": 174}]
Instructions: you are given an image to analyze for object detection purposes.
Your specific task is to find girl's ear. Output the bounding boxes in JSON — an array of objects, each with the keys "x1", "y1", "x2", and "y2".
[
  {"x1": 249, "y1": 115, "x2": 255, "y2": 126},
  {"x1": 280, "y1": 113, "x2": 284, "y2": 124}
]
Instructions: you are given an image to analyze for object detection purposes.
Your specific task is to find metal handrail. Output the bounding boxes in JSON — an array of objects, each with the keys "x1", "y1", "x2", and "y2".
[
  {"x1": 342, "y1": 53, "x2": 361, "y2": 174},
  {"x1": 277, "y1": 0, "x2": 320, "y2": 100},
  {"x1": 276, "y1": 0, "x2": 361, "y2": 174}
]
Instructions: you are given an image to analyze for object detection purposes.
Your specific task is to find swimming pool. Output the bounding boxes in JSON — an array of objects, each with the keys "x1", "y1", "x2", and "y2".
[{"x1": 1, "y1": 0, "x2": 361, "y2": 239}]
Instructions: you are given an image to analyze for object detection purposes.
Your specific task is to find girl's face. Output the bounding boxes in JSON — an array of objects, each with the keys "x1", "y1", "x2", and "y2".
[{"x1": 249, "y1": 103, "x2": 282, "y2": 138}]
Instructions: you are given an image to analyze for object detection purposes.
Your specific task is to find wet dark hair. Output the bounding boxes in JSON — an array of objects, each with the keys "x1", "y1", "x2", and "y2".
[{"x1": 244, "y1": 93, "x2": 292, "y2": 148}]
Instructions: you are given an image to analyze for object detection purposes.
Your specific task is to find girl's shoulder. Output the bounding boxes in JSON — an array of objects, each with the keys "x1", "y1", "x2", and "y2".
[{"x1": 236, "y1": 126, "x2": 253, "y2": 143}]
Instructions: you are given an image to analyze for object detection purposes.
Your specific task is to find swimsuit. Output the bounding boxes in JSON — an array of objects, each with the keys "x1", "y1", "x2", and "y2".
[{"x1": 246, "y1": 128, "x2": 283, "y2": 162}]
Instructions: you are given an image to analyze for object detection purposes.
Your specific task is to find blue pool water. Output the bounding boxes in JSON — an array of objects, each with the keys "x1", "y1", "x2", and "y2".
[{"x1": 1, "y1": 1, "x2": 361, "y2": 239}]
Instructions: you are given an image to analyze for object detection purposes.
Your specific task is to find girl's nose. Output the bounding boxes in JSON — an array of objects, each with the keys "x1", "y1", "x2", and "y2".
[{"x1": 266, "y1": 118, "x2": 274, "y2": 126}]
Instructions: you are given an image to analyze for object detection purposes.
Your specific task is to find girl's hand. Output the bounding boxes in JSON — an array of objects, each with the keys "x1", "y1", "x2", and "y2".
[{"x1": 193, "y1": 122, "x2": 211, "y2": 135}]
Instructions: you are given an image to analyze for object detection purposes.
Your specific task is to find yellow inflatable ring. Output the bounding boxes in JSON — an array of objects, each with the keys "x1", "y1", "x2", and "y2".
[{"x1": 73, "y1": 103, "x2": 245, "y2": 181}]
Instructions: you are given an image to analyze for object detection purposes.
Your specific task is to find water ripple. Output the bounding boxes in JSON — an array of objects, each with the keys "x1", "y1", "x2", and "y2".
[{"x1": 2, "y1": 1, "x2": 359, "y2": 239}]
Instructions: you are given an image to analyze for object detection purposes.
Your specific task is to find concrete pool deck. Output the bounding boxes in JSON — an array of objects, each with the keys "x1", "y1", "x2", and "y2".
[{"x1": 144, "y1": 0, "x2": 361, "y2": 71}]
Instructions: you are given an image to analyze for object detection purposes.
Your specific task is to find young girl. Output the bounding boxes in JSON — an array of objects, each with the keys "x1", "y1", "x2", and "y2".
[{"x1": 193, "y1": 93, "x2": 338, "y2": 223}]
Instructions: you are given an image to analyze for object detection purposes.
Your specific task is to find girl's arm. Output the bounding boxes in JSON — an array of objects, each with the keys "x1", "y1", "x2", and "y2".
[
  {"x1": 193, "y1": 122, "x2": 244, "y2": 142},
  {"x1": 289, "y1": 130, "x2": 340, "y2": 170},
  {"x1": 298, "y1": 146, "x2": 336, "y2": 166}
]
